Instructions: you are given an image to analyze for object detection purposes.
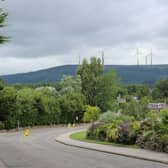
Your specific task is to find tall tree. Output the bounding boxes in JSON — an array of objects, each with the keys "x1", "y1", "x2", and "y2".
[
  {"x1": 60, "y1": 92, "x2": 85, "y2": 123},
  {"x1": 0, "y1": 87, "x2": 18, "y2": 129},
  {"x1": 0, "y1": 78, "x2": 5, "y2": 90},
  {"x1": 152, "y1": 78, "x2": 168, "y2": 99},
  {"x1": 59, "y1": 75, "x2": 81, "y2": 95},
  {"x1": 127, "y1": 84, "x2": 150, "y2": 99},
  {"x1": 96, "y1": 70, "x2": 119, "y2": 111},
  {"x1": 16, "y1": 88, "x2": 38, "y2": 127},
  {"x1": 77, "y1": 57, "x2": 103, "y2": 105}
]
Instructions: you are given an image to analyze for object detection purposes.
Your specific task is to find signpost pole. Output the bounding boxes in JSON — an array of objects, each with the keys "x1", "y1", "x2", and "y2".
[{"x1": 17, "y1": 120, "x2": 20, "y2": 131}]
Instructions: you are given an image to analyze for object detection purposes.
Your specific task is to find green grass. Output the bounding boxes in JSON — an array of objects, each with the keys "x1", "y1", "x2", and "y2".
[{"x1": 70, "y1": 131, "x2": 137, "y2": 148}]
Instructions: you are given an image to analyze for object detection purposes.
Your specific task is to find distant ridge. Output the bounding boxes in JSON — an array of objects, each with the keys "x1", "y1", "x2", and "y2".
[{"x1": 1, "y1": 64, "x2": 168, "y2": 85}]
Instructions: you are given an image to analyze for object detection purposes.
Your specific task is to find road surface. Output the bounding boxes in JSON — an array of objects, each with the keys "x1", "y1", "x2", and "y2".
[{"x1": 0, "y1": 126, "x2": 167, "y2": 168}]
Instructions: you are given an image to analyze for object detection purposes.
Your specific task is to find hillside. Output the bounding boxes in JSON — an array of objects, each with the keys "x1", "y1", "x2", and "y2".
[{"x1": 1, "y1": 64, "x2": 168, "y2": 85}]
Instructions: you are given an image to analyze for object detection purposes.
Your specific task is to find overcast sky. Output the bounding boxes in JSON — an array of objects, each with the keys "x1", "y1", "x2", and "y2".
[{"x1": 0, "y1": 0, "x2": 168, "y2": 75}]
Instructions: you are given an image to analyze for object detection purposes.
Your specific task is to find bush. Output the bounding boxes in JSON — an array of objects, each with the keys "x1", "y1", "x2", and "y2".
[
  {"x1": 107, "y1": 127, "x2": 118, "y2": 142},
  {"x1": 86, "y1": 122, "x2": 101, "y2": 139},
  {"x1": 121, "y1": 99, "x2": 148, "y2": 120},
  {"x1": 160, "y1": 134, "x2": 168, "y2": 153},
  {"x1": 136, "y1": 129, "x2": 168, "y2": 153},
  {"x1": 147, "y1": 136, "x2": 163, "y2": 152},
  {"x1": 138, "y1": 120, "x2": 153, "y2": 133},
  {"x1": 99, "y1": 111, "x2": 118, "y2": 123},
  {"x1": 99, "y1": 111, "x2": 134, "y2": 124},
  {"x1": 117, "y1": 122, "x2": 131, "y2": 144},
  {"x1": 83, "y1": 105, "x2": 100, "y2": 122},
  {"x1": 86, "y1": 109, "x2": 168, "y2": 153},
  {"x1": 95, "y1": 124, "x2": 107, "y2": 141},
  {"x1": 0, "y1": 121, "x2": 4, "y2": 130},
  {"x1": 129, "y1": 121, "x2": 141, "y2": 141},
  {"x1": 118, "y1": 115, "x2": 135, "y2": 122},
  {"x1": 107, "y1": 120, "x2": 140, "y2": 144},
  {"x1": 160, "y1": 109, "x2": 168, "y2": 125},
  {"x1": 136, "y1": 130, "x2": 154, "y2": 148}
]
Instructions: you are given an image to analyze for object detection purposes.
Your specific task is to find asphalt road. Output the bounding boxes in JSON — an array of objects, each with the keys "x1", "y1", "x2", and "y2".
[{"x1": 0, "y1": 126, "x2": 167, "y2": 168}]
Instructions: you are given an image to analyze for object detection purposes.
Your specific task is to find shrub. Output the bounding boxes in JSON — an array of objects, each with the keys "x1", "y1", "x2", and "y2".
[
  {"x1": 83, "y1": 105, "x2": 100, "y2": 122},
  {"x1": 156, "y1": 122, "x2": 168, "y2": 134},
  {"x1": 160, "y1": 109, "x2": 168, "y2": 125},
  {"x1": 86, "y1": 122, "x2": 101, "y2": 139},
  {"x1": 117, "y1": 121, "x2": 140, "y2": 145},
  {"x1": 138, "y1": 120, "x2": 153, "y2": 133},
  {"x1": 136, "y1": 130, "x2": 154, "y2": 148},
  {"x1": 118, "y1": 115, "x2": 135, "y2": 122},
  {"x1": 99, "y1": 111, "x2": 134, "y2": 124},
  {"x1": 95, "y1": 124, "x2": 107, "y2": 141},
  {"x1": 160, "y1": 134, "x2": 168, "y2": 153},
  {"x1": 136, "y1": 131, "x2": 167, "y2": 152},
  {"x1": 0, "y1": 121, "x2": 4, "y2": 130},
  {"x1": 146, "y1": 135, "x2": 163, "y2": 152},
  {"x1": 129, "y1": 121, "x2": 141, "y2": 141},
  {"x1": 99, "y1": 111, "x2": 118, "y2": 124},
  {"x1": 107, "y1": 127, "x2": 118, "y2": 142},
  {"x1": 86, "y1": 107, "x2": 168, "y2": 153},
  {"x1": 121, "y1": 99, "x2": 149, "y2": 120},
  {"x1": 117, "y1": 122, "x2": 131, "y2": 144}
]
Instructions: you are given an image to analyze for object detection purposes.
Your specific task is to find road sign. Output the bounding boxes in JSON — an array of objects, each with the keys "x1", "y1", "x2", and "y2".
[{"x1": 76, "y1": 116, "x2": 79, "y2": 121}]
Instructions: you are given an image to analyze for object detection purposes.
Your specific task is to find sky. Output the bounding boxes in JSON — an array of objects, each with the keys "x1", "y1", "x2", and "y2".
[{"x1": 0, "y1": 0, "x2": 168, "y2": 75}]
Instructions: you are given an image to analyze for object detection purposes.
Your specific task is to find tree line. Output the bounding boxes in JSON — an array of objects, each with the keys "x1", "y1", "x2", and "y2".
[{"x1": 0, "y1": 56, "x2": 168, "y2": 129}]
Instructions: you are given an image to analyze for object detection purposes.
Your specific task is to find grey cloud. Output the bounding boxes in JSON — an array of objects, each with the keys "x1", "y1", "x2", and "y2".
[{"x1": 0, "y1": 0, "x2": 168, "y2": 74}]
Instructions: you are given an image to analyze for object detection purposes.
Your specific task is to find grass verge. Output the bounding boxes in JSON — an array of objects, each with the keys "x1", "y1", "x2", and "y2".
[{"x1": 70, "y1": 131, "x2": 137, "y2": 148}]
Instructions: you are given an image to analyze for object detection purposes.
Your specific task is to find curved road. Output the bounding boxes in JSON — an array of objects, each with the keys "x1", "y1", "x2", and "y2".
[{"x1": 0, "y1": 126, "x2": 167, "y2": 168}]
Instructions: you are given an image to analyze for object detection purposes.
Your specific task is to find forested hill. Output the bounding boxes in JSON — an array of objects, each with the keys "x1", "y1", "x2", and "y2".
[{"x1": 1, "y1": 64, "x2": 168, "y2": 85}]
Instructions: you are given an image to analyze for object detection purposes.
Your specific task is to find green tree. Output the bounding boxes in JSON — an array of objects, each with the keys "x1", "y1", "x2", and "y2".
[
  {"x1": 16, "y1": 88, "x2": 37, "y2": 127},
  {"x1": 0, "y1": 78, "x2": 5, "y2": 90},
  {"x1": 152, "y1": 78, "x2": 168, "y2": 99},
  {"x1": 35, "y1": 87, "x2": 61, "y2": 125},
  {"x1": 121, "y1": 97, "x2": 149, "y2": 120},
  {"x1": 0, "y1": 8, "x2": 8, "y2": 44},
  {"x1": 77, "y1": 57, "x2": 103, "y2": 105},
  {"x1": 0, "y1": 87, "x2": 17, "y2": 129},
  {"x1": 35, "y1": 86, "x2": 59, "y2": 97},
  {"x1": 96, "y1": 70, "x2": 119, "y2": 111},
  {"x1": 83, "y1": 105, "x2": 100, "y2": 122},
  {"x1": 42, "y1": 96, "x2": 61, "y2": 125},
  {"x1": 127, "y1": 84, "x2": 150, "y2": 99},
  {"x1": 60, "y1": 92, "x2": 85, "y2": 123},
  {"x1": 59, "y1": 75, "x2": 81, "y2": 95}
]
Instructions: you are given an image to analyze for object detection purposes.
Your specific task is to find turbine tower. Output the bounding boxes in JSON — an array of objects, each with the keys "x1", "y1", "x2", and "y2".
[
  {"x1": 101, "y1": 50, "x2": 104, "y2": 66},
  {"x1": 78, "y1": 53, "x2": 81, "y2": 65},
  {"x1": 150, "y1": 48, "x2": 153, "y2": 66},
  {"x1": 145, "y1": 55, "x2": 148, "y2": 65}
]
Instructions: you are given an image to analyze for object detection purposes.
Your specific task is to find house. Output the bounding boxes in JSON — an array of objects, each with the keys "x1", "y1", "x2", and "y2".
[
  {"x1": 117, "y1": 95, "x2": 126, "y2": 103},
  {"x1": 148, "y1": 103, "x2": 168, "y2": 110}
]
